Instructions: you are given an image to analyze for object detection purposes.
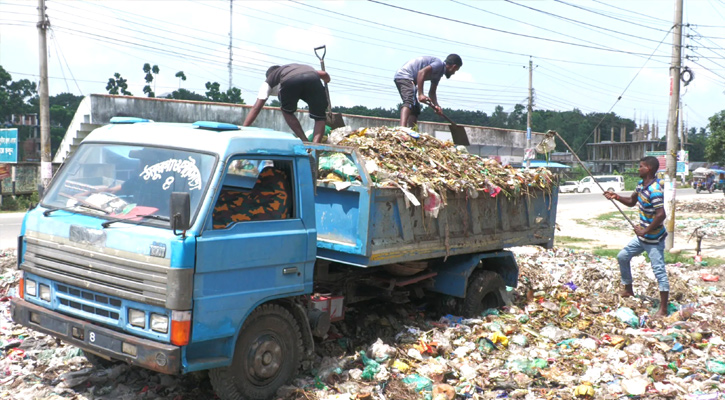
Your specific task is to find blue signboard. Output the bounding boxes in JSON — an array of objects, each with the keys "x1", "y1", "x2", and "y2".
[{"x1": 0, "y1": 129, "x2": 18, "y2": 163}]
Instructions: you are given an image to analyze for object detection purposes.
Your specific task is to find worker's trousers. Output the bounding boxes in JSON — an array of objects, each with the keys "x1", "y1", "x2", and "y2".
[{"x1": 617, "y1": 236, "x2": 669, "y2": 292}]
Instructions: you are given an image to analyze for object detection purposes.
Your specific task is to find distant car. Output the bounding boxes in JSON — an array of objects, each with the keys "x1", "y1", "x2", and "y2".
[
  {"x1": 559, "y1": 181, "x2": 580, "y2": 193},
  {"x1": 578, "y1": 175, "x2": 624, "y2": 193}
]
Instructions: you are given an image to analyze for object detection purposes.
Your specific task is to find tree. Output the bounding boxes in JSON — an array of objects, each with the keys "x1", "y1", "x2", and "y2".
[
  {"x1": 175, "y1": 71, "x2": 186, "y2": 89},
  {"x1": 166, "y1": 88, "x2": 206, "y2": 101},
  {"x1": 706, "y1": 111, "x2": 725, "y2": 165},
  {"x1": 49, "y1": 93, "x2": 83, "y2": 128},
  {"x1": 686, "y1": 127, "x2": 708, "y2": 161},
  {"x1": 204, "y1": 82, "x2": 244, "y2": 104},
  {"x1": 142, "y1": 63, "x2": 160, "y2": 98},
  {"x1": 0, "y1": 66, "x2": 38, "y2": 122},
  {"x1": 106, "y1": 73, "x2": 132, "y2": 96}
]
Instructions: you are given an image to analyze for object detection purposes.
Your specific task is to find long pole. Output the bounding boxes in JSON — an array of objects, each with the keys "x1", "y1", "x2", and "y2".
[
  {"x1": 526, "y1": 57, "x2": 533, "y2": 169},
  {"x1": 665, "y1": 0, "x2": 683, "y2": 251},
  {"x1": 228, "y1": 0, "x2": 233, "y2": 89},
  {"x1": 37, "y1": 0, "x2": 51, "y2": 188}
]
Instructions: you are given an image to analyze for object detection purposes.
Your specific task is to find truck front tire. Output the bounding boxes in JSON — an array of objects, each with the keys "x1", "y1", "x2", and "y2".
[
  {"x1": 460, "y1": 270, "x2": 505, "y2": 317},
  {"x1": 210, "y1": 304, "x2": 303, "y2": 400}
]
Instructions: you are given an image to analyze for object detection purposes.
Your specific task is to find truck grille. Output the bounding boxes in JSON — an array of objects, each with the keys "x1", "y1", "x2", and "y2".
[
  {"x1": 22, "y1": 233, "x2": 171, "y2": 307},
  {"x1": 56, "y1": 283, "x2": 121, "y2": 321}
]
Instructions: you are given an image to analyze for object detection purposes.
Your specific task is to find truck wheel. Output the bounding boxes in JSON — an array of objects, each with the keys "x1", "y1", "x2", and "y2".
[
  {"x1": 582, "y1": 188, "x2": 591, "y2": 193},
  {"x1": 210, "y1": 304, "x2": 303, "y2": 400},
  {"x1": 460, "y1": 270, "x2": 505, "y2": 318}
]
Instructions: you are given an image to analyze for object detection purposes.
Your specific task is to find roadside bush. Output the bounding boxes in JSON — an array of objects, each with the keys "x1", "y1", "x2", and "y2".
[{"x1": 0, "y1": 192, "x2": 39, "y2": 212}]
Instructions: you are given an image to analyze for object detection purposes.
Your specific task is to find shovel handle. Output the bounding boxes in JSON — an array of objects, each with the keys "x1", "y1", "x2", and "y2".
[
  {"x1": 314, "y1": 45, "x2": 326, "y2": 67},
  {"x1": 421, "y1": 99, "x2": 455, "y2": 125}
]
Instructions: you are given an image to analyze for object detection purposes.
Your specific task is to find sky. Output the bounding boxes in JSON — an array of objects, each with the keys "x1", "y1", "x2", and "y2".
[{"x1": 1, "y1": 0, "x2": 724, "y2": 135}]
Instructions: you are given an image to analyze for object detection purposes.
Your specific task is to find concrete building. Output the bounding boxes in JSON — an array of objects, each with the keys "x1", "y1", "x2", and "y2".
[
  {"x1": 585, "y1": 124, "x2": 670, "y2": 173},
  {"x1": 54, "y1": 94, "x2": 549, "y2": 164}
]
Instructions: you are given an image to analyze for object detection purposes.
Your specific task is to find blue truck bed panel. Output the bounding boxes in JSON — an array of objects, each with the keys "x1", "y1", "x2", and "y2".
[{"x1": 307, "y1": 143, "x2": 558, "y2": 267}]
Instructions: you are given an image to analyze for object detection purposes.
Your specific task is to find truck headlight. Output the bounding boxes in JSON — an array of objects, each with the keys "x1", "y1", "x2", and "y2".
[
  {"x1": 39, "y1": 284, "x2": 51, "y2": 301},
  {"x1": 26, "y1": 279, "x2": 37, "y2": 297},
  {"x1": 128, "y1": 309, "x2": 146, "y2": 328},
  {"x1": 150, "y1": 313, "x2": 169, "y2": 333}
]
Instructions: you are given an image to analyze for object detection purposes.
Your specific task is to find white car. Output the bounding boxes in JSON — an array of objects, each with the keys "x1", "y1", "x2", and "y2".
[
  {"x1": 559, "y1": 181, "x2": 580, "y2": 193},
  {"x1": 578, "y1": 175, "x2": 625, "y2": 193}
]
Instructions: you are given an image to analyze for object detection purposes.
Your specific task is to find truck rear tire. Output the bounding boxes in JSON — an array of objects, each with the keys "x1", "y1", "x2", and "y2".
[
  {"x1": 210, "y1": 304, "x2": 303, "y2": 400},
  {"x1": 582, "y1": 188, "x2": 591, "y2": 193},
  {"x1": 460, "y1": 270, "x2": 505, "y2": 317}
]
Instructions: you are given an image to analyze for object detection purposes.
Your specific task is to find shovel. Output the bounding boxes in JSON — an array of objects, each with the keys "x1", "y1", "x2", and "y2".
[
  {"x1": 314, "y1": 45, "x2": 345, "y2": 130},
  {"x1": 422, "y1": 99, "x2": 470, "y2": 146}
]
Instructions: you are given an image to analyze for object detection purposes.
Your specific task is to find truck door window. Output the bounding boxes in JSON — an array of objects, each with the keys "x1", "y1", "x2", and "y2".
[{"x1": 212, "y1": 158, "x2": 293, "y2": 229}]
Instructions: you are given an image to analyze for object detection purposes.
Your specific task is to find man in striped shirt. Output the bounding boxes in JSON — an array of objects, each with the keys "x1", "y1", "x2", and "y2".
[{"x1": 604, "y1": 156, "x2": 669, "y2": 317}]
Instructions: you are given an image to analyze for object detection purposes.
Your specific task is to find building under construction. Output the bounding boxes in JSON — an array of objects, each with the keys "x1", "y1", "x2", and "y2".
[{"x1": 585, "y1": 122, "x2": 680, "y2": 173}]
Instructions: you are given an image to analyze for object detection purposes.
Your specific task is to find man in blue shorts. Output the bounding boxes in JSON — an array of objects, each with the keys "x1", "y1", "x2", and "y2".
[
  {"x1": 604, "y1": 156, "x2": 669, "y2": 317},
  {"x1": 244, "y1": 64, "x2": 330, "y2": 143},
  {"x1": 393, "y1": 54, "x2": 462, "y2": 128}
]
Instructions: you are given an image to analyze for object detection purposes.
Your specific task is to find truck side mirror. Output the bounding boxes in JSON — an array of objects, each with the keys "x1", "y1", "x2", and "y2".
[
  {"x1": 170, "y1": 192, "x2": 190, "y2": 235},
  {"x1": 37, "y1": 183, "x2": 45, "y2": 199}
]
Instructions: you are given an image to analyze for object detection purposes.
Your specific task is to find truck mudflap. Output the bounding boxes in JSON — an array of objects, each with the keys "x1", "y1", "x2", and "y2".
[{"x1": 11, "y1": 298, "x2": 181, "y2": 375}]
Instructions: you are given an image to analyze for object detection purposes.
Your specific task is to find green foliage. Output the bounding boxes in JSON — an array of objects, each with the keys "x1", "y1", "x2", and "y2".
[
  {"x1": 687, "y1": 127, "x2": 708, "y2": 161},
  {"x1": 706, "y1": 111, "x2": 725, "y2": 165},
  {"x1": 106, "y1": 73, "x2": 132, "y2": 96},
  {"x1": 204, "y1": 82, "x2": 245, "y2": 104},
  {"x1": 0, "y1": 65, "x2": 38, "y2": 122},
  {"x1": 142, "y1": 63, "x2": 159, "y2": 98},
  {"x1": 175, "y1": 71, "x2": 186, "y2": 89},
  {"x1": 166, "y1": 88, "x2": 206, "y2": 101},
  {"x1": 49, "y1": 93, "x2": 83, "y2": 128},
  {"x1": 0, "y1": 192, "x2": 39, "y2": 211}
]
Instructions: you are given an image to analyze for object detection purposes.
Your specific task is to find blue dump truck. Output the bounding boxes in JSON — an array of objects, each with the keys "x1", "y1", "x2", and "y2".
[{"x1": 11, "y1": 119, "x2": 557, "y2": 400}]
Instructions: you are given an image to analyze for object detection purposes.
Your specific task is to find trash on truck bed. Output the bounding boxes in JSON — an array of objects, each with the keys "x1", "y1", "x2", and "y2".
[{"x1": 316, "y1": 126, "x2": 555, "y2": 207}]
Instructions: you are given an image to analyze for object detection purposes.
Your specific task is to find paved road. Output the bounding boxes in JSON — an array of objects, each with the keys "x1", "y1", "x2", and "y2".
[{"x1": 0, "y1": 212, "x2": 24, "y2": 251}]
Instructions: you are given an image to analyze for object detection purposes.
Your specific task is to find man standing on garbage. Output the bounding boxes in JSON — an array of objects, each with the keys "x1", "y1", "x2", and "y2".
[
  {"x1": 394, "y1": 54, "x2": 462, "y2": 128},
  {"x1": 244, "y1": 64, "x2": 330, "y2": 143},
  {"x1": 603, "y1": 156, "x2": 669, "y2": 317}
]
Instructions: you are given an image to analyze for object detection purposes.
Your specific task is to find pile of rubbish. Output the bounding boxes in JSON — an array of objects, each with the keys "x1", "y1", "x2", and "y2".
[
  {"x1": 676, "y1": 199, "x2": 725, "y2": 214},
  {"x1": 317, "y1": 127, "x2": 555, "y2": 203},
  {"x1": 4, "y1": 246, "x2": 725, "y2": 399}
]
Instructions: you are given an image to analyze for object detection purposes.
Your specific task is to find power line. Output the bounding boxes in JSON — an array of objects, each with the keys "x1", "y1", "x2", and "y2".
[
  {"x1": 368, "y1": 0, "x2": 672, "y2": 57},
  {"x1": 590, "y1": 0, "x2": 671, "y2": 24},
  {"x1": 553, "y1": 0, "x2": 671, "y2": 32}
]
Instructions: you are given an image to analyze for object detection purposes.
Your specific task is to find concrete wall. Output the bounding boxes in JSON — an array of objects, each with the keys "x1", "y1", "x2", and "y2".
[{"x1": 86, "y1": 94, "x2": 541, "y2": 162}]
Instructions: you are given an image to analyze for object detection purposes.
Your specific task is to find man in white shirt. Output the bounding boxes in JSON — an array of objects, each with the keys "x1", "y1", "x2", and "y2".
[
  {"x1": 394, "y1": 54, "x2": 462, "y2": 128},
  {"x1": 243, "y1": 64, "x2": 331, "y2": 143}
]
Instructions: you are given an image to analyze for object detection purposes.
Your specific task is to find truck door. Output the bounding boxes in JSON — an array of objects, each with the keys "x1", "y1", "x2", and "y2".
[{"x1": 192, "y1": 157, "x2": 315, "y2": 343}]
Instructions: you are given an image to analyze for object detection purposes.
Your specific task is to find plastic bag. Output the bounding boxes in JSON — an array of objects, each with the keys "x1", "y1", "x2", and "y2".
[
  {"x1": 318, "y1": 152, "x2": 360, "y2": 182},
  {"x1": 615, "y1": 307, "x2": 639, "y2": 328},
  {"x1": 402, "y1": 373, "x2": 433, "y2": 393}
]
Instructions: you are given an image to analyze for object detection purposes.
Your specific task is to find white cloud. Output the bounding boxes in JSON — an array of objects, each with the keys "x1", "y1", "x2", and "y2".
[{"x1": 273, "y1": 26, "x2": 335, "y2": 53}]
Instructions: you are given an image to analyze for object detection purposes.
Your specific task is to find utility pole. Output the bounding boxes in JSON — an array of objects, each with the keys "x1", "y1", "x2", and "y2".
[
  {"x1": 37, "y1": 0, "x2": 51, "y2": 188},
  {"x1": 665, "y1": 0, "x2": 683, "y2": 251},
  {"x1": 526, "y1": 57, "x2": 533, "y2": 169},
  {"x1": 228, "y1": 0, "x2": 233, "y2": 89}
]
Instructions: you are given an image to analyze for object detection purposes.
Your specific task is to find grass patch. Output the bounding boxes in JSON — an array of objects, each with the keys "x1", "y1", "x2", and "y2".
[
  {"x1": 593, "y1": 249, "x2": 620, "y2": 258},
  {"x1": 555, "y1": 236, "x2": 589, "y2": 243},
  {"x1": 596, "y1": 211, "x2": 638, "y2": 221}
]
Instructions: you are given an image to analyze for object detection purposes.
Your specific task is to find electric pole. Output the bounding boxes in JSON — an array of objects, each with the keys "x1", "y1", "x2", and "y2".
[
  {"x1": 228, "y1": 0, "x2": 233, "y2": 89},
  {"x1": 37, "y1": 0, "x2": 51, "y2": 188},
  {"x1": 665, "y1": 0, "x2": 683, "y2": 251},
  {"x1": 526, "y1": 57, "x2": 533, "y2": 170}
]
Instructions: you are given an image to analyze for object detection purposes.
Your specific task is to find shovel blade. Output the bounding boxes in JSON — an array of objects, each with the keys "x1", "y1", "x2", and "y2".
[
  {"x1": 449, "y1": 124, "x2": 470, "y2": 146},
  {"x1": 326, "y1": 112, "x2": 345, "y2": 130}
]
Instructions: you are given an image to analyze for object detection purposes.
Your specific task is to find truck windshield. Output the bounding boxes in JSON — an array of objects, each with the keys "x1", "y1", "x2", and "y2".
[{"x1": 42, "y1": 143, "x2": 216, "y2": 226}]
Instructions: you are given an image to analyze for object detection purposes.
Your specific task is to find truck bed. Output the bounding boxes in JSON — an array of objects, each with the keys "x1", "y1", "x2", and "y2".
[{"x1": 307, "y1": 143, "x2": 558, "y2": 267}]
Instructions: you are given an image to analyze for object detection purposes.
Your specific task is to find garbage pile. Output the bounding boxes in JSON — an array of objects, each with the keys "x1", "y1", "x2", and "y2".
[
  {"x1": 675, "y1": 199, "x2": 725, "y2": 214},
  {"x1": 318, "y1": 127, "x2": 555, "y2": 205},
  {"x1": 4, "y1": 246, "x2": 725, "y2": 399}
]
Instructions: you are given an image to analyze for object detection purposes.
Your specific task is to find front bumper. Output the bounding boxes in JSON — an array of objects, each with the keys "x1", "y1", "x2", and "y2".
[{"x1": 11, "y1": 297, "x2": 181, "y2": 375}]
